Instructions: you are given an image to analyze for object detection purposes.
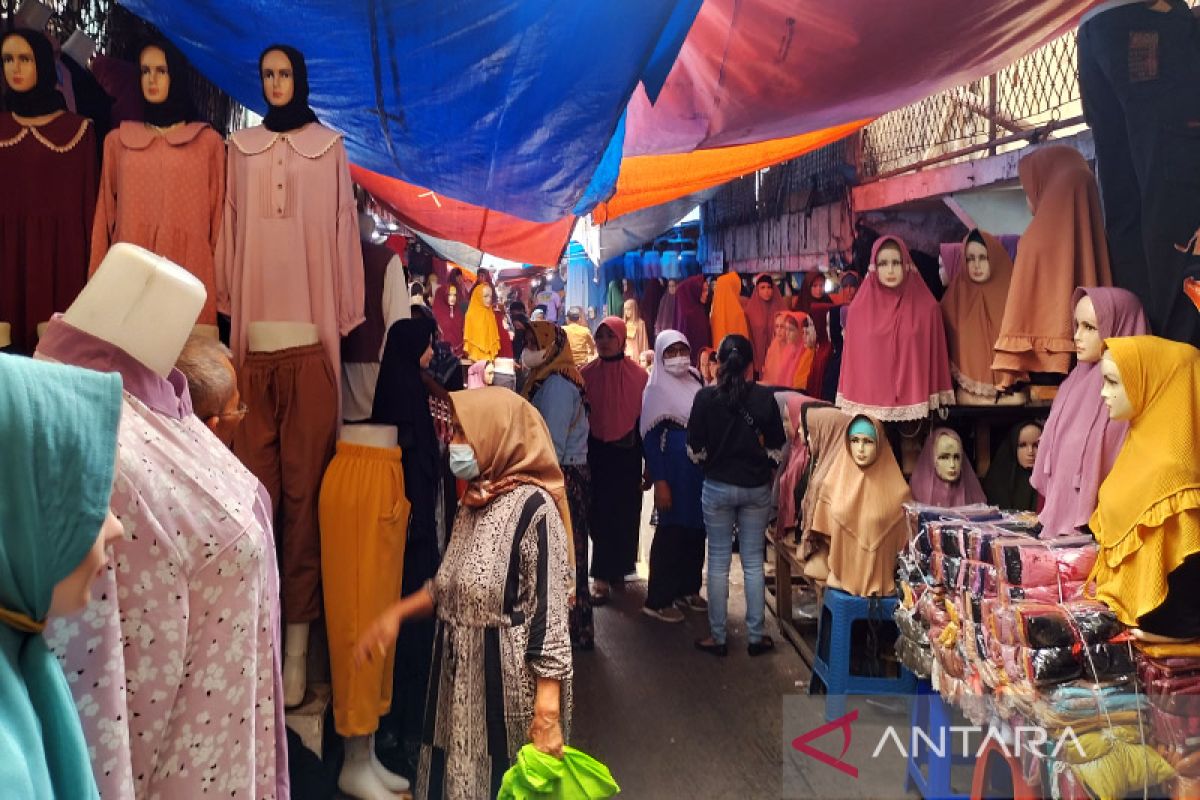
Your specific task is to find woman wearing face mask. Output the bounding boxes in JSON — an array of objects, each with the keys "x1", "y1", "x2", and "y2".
[
  {"x1": 687, "y1": 334, "x2": 787, "y2": 656},
  {"x1": 521, "y1": 321, "x2": 594, "y2": 648},
  {"x1": 983, "y1": 420, "x2": 1045, "y2": 512},
  {"x1": 810, "y1": 414, "x2": 912, "y2": 598},
  {"x1": 354, "y1": 388, "x2": 573, "y2": 799},
  {"x1": 909, "y1": 427, "x2": 987, "y2": 508},
  {"x1": 640, "y1": 330, "x2": 707, "y2": 622},
  {"x1": 0, "y1": 355, "x2": 125, "y2": 800},
  {"x1": 581, "y1": 317, "x2": 649, "y2": 604}
]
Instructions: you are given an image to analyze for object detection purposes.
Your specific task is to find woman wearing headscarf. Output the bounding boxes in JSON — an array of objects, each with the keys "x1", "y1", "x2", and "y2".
[
  {"x1": 744, "y1": 274, "x2": 789, "y2": 375},
  {"x1": 463, "y1": 281, "x2": 501, "y2": 362},
  {"x1": 654, "y1": 279, "x2": 679, "y2": 342},
  {"x1": 941, "y1": 229, "x2": 1016, "y2": 403},
  {"x1": 1088, "y1": 336, "x2": 1200, "y2": 642},
  {"x1": 675, "y1": 274, "x2": 713, "y2": 365},
  {"x1": 622, "y1": 298, "x2": 650, "y2": 362},
  {"x1": 640, "y1": 330, "x2": 707, "y2": 622},
  {"x1": 355, "y1": 388, "x2": 573, "y2": 799},
  {"x1": 431, "y1": 285, "x2": 464, "y2": 356},
  {"x1": 371, "y1": 318, "x2": 452, "y2": 768},
  {"x1": 709, "y1": 271, "x2": 751, "y2": 354},
  {"x1": 837, "y1": 235, "x2": 954, "y2": 421},
  {"x1": 521, "y1": 322, "x2": 594, "y2": 648},
  {"x1": 687, "y1": 334, "x2": 787, "y2": 656},
  {"x1": 466, "y1": 359, "x2": 493, "y2": 389},
  {"x1": 983, "y1": 421, "x2": 1044, "y2": 512},
  {"x1": 0, "y1": 355, "x2": 124, "y2": 800},
  {"x1": 992, "y1": 146, "x2": 1113, "y2": 388},
  {"x1": 794, "y1": 271, "x2": 830, "y2": 314},
  {"x1": 909, "y1": 427, "x2": 987, "y2": 508},
  {"x1": 581, "y1": 316, "x2": 648, "y2": 603},
  {"x1": 762, "y1": 311, "x2": 815, "y2": 390},
  {"x1": 805, "y1": 304, "x2": 835, "y2": 400},
  {"x1": 1033, "y1": 287, "x2": 1148, "y2": 537},
  {"x1": 810, "y1": 414, "x2": 913, "y2": 597}
]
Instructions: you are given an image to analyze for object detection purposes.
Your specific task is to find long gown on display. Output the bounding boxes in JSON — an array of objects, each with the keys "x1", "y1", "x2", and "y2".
[
  {"x1": 216, "y1": 120, "x2": 365, "y2": 393},
  {"x1": 90, "y1": 122, "x2": 224, "y2": 322},
  {"x1": 36, "y1": 318, "x2": 288, "y2": 799},
  {"x1": 940, "y1": 229, "x2": 1015, "y2": 399},
  {"x1": 1032, "y1": 287, "x2": 1148, "y2": 537},
  {"x1": 836, "y1": 235, "x2": 954, "y2": 421},
  {"x1": 0, "y1": 30, "x2": 96, "y2": 354},
  {"x1": 992, "y1": 146, "x2": 1112, "y2": 387}
]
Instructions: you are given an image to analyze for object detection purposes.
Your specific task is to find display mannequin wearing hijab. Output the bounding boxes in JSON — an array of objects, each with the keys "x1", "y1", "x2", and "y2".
[
  {"x1": 1033, "y1": 287, "x2": 1148, "y2": 537},
  {"x1": 1, "y1": 29, "x2": 96, "y2": 354},
  {"x1": 909, "y1": 427, "x2": 987, "y2": 508},
  {"x1": 0, "y1": 355, "x2": 123, "y2": 800},
  {"x1": 745, "y1": 273, "x2": 789, "y2": 375},
  {"x1": 654, "y1": 278, "x2": 678, "y2": 340},
  {"x1": 522, "y1": 321, "x2": 593, "y2": 647},
  {"x1": 675, "y1": 274, "x2": 712, "y2": 365},
  {"x1": 622, "y1": 298, "x2": 649, "y2": 362},
  {"x1": 431, "y1": 284, "x2": 464, "y2": 356},
  {"x1": 983, "y1": 420, "x2": 1044, "y2": 512},
  {"x1": 259, "y1": 45, "x2": 319, "y2": 133},
  {"x1": 580, "y1": 317, "x2": 648, "y2": 601},
  {"x1": 941, "y1": 229, "x2": 1024, "y2": 405},
  {"x1": 90, "y1": 39, "x2": 225, "y2": 325},
  {"x1": 811, "y1": 414, "x2": 913, "y2": 597},
  {"x1": 992, "y1": 146, "x2": 1113, "y2": 387},
  {"x1": 354, "y1": 388, "x2": 572, "y2": 799},
  {"x1": 709, "y1": 271, "x2": 751, "y2": 351},
  {"x1": 762, "y1": 311, "x2": 814, "y2": 390},
  {"x1": 805, "y1": 304, "x2": 834, "y2": 400},
  {"x1": 641, "y1": 330, "x2": 707, "y2": 620},
  {"x1": 837, "y1": 235, "x2": 954, "y2": 421},
  {"x1": 463, "y1": 282, "x2": 501, "y2": 361},
  {"x1": 371, "y1": 318, "x2": 449, "y2": 769},
  {"x1": 1089, "y1": 336, "x2": 1200, "y2": 643}
]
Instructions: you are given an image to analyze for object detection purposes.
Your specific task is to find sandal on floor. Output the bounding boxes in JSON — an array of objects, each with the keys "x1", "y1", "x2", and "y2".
[
  {"x1": 694, "y1": 638, "x2": 728, "y2": 657},
  {"x1": 748, "y1": 635, "x2": 775, "y2": 657}
]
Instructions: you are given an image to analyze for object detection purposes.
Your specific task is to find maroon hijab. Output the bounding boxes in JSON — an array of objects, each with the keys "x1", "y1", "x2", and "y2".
[{"x1": 674, "y1": 274, "x2": 712, "y2": 366}]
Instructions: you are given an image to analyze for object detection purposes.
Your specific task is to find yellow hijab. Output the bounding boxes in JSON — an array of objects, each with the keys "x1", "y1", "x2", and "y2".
[
  {"x1": 709, "y1": 271, "x2": 750, "y2": 349},
  {"x1": 1088, "y1": 336, "x2": 1200, "y2": 624},
  {"x1": 463, "y1": 284, "x2": 501, "y2": 361}
]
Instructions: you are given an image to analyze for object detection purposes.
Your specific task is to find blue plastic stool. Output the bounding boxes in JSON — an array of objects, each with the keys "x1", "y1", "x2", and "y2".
[
  {"x1": 904, "y1": 680, "x2": 971, "y2": 800},
  {"x1": 808, "y1": 588, "x2": 917, "y2": 721}
]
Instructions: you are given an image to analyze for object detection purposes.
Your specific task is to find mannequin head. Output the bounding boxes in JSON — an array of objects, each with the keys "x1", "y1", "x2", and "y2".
[
  {"x1": 964, "y1": 233, "x2": 991, "y2": 283},
  {"x1": 847, "y1": 416, "x2": 880, "y2": 468},
  {"x1": 447, "y1": 286, "x2": 458, "y2": 308},
  {"x1": 802, "y1": 315, "x2": 817, "y2": 348},
  {"x1": 2, "y1": 32, "x2": 36, "y2": 93},
  {"x1": 875, "y1": 242, "x2": 906, "y2": 289},
  {"x1": 783, "y1": 314, "x2": 801, "y2": 345},
  {"x1": 484, "y1": 361, "x2": 495, "y2": 385},
  {"x1": 140, "y1": 45, "x2": 170, "y2": 104},
  {"x1": 480, "y1": 285, "x2": 494, "y2": 309},
  {"x1": 933, "y1": 433, "x2": 963, "y2": 482},
  {"x1": 667, "y1": 279, "x2": 678, "y2": 295},
  {"x1": 1100, "y1": 352, "x2": 1133, "y2": 420},
  {"x1": 587, "y1": 306, "x2": 597, "y2": 320},
  {"x1": 773, "y1": 313, "x2": 788, "y2": 343},
  {"x1": 1015, "y1": 422, "x2": 1042, "y2": 470},
  {"x1": 261, "y1": 48, "x2": 295, "y2": 107},
  {"x1": 623, "y1": 297, "x2": 638, "y2": 323},
  {"x1": 700, "y1": 280, "x2": 712, "y2": 305},
  {"x1": 755, "y1": 275, "x2": 776, "y2": 302},
  {"x1": 1073, "y1": 294, "x2": 1104, "y2": 363}
]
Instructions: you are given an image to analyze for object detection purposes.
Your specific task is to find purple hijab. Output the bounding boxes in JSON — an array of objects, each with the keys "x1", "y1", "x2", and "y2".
[
  {"x1": 1032, "y1": 287, "x2": 1148, "y2": 537},
  {"x1": 909, "y1": 427, "x2": 987, "y2": 508},
  {"x1": 674, "y1": 275, "x2": 712, "y2": 366}
]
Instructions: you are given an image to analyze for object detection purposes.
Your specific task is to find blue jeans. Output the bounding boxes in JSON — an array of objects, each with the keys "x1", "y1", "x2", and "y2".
[{"x1": 701, "y1": 479, "x2": 772, "y2": 645}]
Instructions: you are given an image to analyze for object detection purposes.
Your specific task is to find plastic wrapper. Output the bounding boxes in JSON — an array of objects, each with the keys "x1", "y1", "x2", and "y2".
[
  {"x1": 988, "y1": 600, "x2": 1122, "y2": 649},
  {"x1": 992, "y1": 535, "x2": 1097, "y2": 588},
  {"x1": 894, "y1": 602, "x2": 930, "y2": 645},
  {"x1": 999, "y1": 580, "x2": 1087, "y2": 604},
  {"x1": 992, "y1": 640, "x2": 1136, "y2": 687},
  {"x1": 896, "y1": 634, "x2": 932, "y2": 678},
  {"x1": 1149, "y1": 703, "x2": 1200, "y2": 755}
]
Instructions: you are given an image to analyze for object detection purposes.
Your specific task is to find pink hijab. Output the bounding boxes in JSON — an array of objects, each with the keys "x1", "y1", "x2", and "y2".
[
  {"x1": 909, "y1": 427, "x2": 987, "y2": 508},
  {"x1": 762, "y1": 311, "x2": 810, "y2": 388},
  {"x1": 1032, "y1": 287, "x2": 1148, "y2": 537},
  {"x1": 580, "y1": 316, "x2": 649, "y2": 442},
  {"x1": 467, "y1": 360, "x2": 490, "y2": 389},
  {"x1": 776, "y1": 393, "x2": 822, "y2": 533},
  {"x1": 744, "y1": 273, "x2": 789, "y2": 374},
  {"x1": 837, "y1": 236, "x2": 954, "y2": 421}
]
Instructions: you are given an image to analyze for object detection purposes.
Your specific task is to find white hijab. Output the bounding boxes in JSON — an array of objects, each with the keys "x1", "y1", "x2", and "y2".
[{"x1": 640, "y1": 329, "x2": 702, "y2": 437}]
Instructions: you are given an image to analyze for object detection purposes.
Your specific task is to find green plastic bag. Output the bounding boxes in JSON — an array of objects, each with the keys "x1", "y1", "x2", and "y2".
[{"x1": 497, "y1": 744, "x2": 620, "y2": 799}]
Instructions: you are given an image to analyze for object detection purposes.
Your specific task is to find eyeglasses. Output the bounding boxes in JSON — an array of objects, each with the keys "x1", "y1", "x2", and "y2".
[{"x1": 218, "y1": 402, "x2": 249, "y2": 421}]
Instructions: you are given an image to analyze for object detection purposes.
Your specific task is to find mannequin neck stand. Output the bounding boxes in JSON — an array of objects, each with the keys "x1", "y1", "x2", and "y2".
[
  {"x1": 339, "y1": 423, "x2": 398, "y2": 448},
  {"x1": 0, "y1": 322, "x2": 10, "y2": 349},
  {"x1": 955, "y1": 386, "x2": 1028, "y2": 406},
  {"x1": 248, "y1": 321, "x2": 319, "y2": 353}
]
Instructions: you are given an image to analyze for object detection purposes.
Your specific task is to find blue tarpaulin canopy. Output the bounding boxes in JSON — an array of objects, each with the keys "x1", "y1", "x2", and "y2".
[{"x1": 120, "y1": 0, "x2": 701, "y2": 223}]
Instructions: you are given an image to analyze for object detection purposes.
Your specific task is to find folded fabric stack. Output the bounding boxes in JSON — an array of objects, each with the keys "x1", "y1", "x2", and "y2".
[{"x1": 1137, "y1": 645, "x2": 1200, "y2": 772}]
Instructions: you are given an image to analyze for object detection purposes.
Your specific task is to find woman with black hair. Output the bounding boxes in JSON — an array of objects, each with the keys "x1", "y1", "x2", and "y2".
[{"x1": 686, "y1": 334, "x2": 787, "y2": 656}]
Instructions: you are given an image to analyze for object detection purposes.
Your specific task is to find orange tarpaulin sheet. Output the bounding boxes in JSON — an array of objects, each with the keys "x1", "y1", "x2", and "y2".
[
  {"x1": 592, "y1": 118, "x2": 870, "y2": 224},
  {"x1": 351, "y1": 165, "x2": 575, "y2": 267}
]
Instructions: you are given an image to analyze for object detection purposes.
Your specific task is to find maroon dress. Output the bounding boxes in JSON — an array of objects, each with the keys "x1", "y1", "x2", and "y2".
[{"x1": 0, "y1": 111, "x2": 97, "y2": 352}]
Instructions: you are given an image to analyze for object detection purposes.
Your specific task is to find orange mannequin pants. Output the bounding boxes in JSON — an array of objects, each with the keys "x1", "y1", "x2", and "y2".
[{"x1": 318, "y1": 442, "x2": 410, "y2": 736}]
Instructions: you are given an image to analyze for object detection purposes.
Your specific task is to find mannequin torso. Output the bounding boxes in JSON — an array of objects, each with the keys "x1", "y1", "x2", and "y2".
[
  {"x1": 248, "y1": 320, "x2": 321, "y2": 352},
  {"x1": 339, "y1": 422, "x2": 398, "y2": 448}
]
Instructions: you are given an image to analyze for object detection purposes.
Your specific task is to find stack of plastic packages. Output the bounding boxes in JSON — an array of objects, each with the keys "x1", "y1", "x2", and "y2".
[{"x1": 1137, "y1": 643, "x2": 1200, "y2": 794}]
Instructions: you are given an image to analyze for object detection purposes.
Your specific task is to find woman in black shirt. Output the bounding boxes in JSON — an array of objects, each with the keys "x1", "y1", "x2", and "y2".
[{"x1": 687, "y1": 334, "x2": 787, "y2": 656}]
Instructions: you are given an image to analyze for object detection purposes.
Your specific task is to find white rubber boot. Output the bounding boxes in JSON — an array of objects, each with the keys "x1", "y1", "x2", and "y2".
[
  {"x1": 339, "y1": 735, "x2": 402, "y2": 799},
  {"x1": 369, "y1": 733, "x2": 410, "y2": 792},
  {"x1": 283, "y1": 622, "x2": 309, "y2": 708}
]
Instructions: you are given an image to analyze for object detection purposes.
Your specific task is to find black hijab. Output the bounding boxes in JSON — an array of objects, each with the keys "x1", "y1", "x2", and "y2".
[
  {"x1": 258, "y1": 44, "x2": 319, "y2": 133},
  {"x1": 983, "y1": 420, "x2": 1044, "y2": 512},
  {"x1": 2, "y1": 29, "x2": 67, "y2": 117},
  {"x1": 139, "y1": 39, "x2": 197, "y2": 127}
]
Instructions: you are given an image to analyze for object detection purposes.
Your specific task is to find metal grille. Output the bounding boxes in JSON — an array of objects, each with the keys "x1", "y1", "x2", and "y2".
[{"x1": 3, "y1": 0, "x2": 243, "y2": 135}]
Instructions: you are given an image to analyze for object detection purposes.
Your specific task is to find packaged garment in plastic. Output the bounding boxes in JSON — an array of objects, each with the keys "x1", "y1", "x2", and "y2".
[
  {"x1": 1007, "y1": 641, "x2": 1136, "y2": 687},
  {"x1": 988, "y1": 600, "x2": 1122, "y2": 649},
  {"x1": 992, "y1": 535, "x2": 1097, "y2": 588}
]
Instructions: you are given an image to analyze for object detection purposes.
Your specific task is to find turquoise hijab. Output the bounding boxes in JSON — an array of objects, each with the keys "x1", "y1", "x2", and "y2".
[{"x1": 0, "y1": 354, "x2": 122, "y2": 799}]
